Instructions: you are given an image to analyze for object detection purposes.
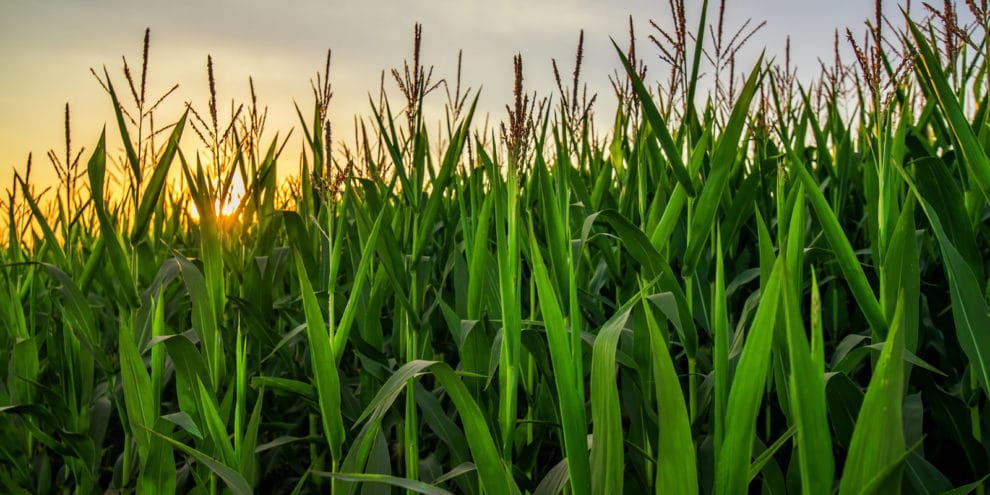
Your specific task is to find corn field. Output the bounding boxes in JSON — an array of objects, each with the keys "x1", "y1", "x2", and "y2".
[{"x1": 3, "y1": 1, "x2": 990, "y2": 493}]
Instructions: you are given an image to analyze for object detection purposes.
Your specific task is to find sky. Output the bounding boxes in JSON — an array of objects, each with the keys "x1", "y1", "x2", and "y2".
[{"x1": 0, "y1": 0, "x2": 921, "y2": 193}]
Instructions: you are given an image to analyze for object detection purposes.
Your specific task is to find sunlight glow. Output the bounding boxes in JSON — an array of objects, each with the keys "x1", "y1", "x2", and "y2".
[{"x1": 188, "y1": 174, "x2": 246, "y2": 221}]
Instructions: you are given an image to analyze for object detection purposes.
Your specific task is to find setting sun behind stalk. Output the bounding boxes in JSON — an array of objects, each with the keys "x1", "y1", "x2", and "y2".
[{"x1": 188, "y1": 173, "x2": 246, "y2": 221}]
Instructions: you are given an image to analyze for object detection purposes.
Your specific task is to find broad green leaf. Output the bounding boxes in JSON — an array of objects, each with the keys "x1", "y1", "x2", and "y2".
[
  {"x1": 352, "y1": 360, "x2": 515, "y2": 495},
  {"x1": 716, "y1": 258, "x2": 783, "y2": 494},
  {"x1": 147, "y1": 428, "x2": 252, "y2": 495},
  {"x1": 643, "y1": 292, "x2": 698, "y2": 494},
  {"x1": 86, "y1": 130, "x2": 138, "y2": 306},
  {"x1": 139, "y1": 422, "x2": 177, "y2": 495},
  {"x1": 316, "y1": 472, "x2": 453, "y2": 495},
  {"x1": 40, "y1": 263, "x2": 106, "y2": 370},
  {"x1": 412, "y1": 95, "x2": 477, "y2": 260},
  {"x1": 683, "y1": 55, "x2": 764, "y2": 275},
  {"x1": 528, "y1": 222, "x2": 591, "y2": 495},
  {"x1": 747, "y1": 425, "x2": 796, "y2": 482},
  {"x1": 712, "y1": 231, "x2": 729, "y2": 459},
  {"x1": 294, "y1": 251, "x2": 345, "y2": 461},
  {"x1": 413, "y1": 381, "x2": 472, "y2": 480},
  {"x1": 899, "y1": 166, "x2": 990, "y2": 394},
  {"x1": 839, "y1": 296, "x2": 906, "y2": 494},
  {"x1": 16, "y1": 178, "x2": 67, "y2": 267},
  {"x1": 250, "y1": 376, "x2": 316, "y2": 401},
  {"x1": 161, "y1": 412, "x2": 203, "y2": 440},
  {"x1": 793, "y1": 158, "x2": 886, "y2": 338},
  {"x1": 881, "y1": 197, "x2": 919, "y2": 353},
  {"x1": 585, "y1": 210, "x2": 696, "y2": 356},
  {"x1": 534, "y1": 458, "x2": 570, "y2": 495},
  {"x1": 101, "y1": 68, "x2": 141, "y2": 183},
  {"x1": 912, "y1": 157, "x2": 982, "y2": 279},
  {"x1": 649, "y1": 129, "x2": 711, "y2": 250},
  {"x1": 782, "y1": 267, "x2": 834, "y2": 493},
  {"x1": 907, "y1": 18, "x2": 990, "y2": 205},
  {"x1": 331, "y1": 208, "x2": 384, "y2": 365},
  {"x1": 613, "y1": 41, "x2": 695, "y2": 196},
  {"x1": 118, "y1": 316, "x2": 155, "y2": 459},
  {"x1": 942, "y1": 478, "x2": 990, "y2": 495},
  {"x1": 131, "y1": 110, "x2": 187, "y2": 242},
  {"x1": 172, "y1": 256, "x2": 224, "y2": 390},
  {"x1": 590, "y1": 304, "x2": 634, "y2": 495},
  {"x1": 195, "y1": 378, "x2": 235, "y2": 466}
]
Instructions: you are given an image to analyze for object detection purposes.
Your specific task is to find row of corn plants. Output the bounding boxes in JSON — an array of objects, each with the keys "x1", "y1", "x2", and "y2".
[{"x1": 3, "y1": 1, "x2": 990, "y2": 492}]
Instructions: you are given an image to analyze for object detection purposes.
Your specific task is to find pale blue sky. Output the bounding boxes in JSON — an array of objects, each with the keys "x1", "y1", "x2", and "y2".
[{"x1": 0, "y1": 0, "x2": 922, "y2": 190}]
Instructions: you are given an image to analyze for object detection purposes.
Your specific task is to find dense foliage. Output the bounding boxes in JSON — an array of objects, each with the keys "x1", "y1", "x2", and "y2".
[{"x1": 3, "y1": 1, "x2": 990, "y2": 493}]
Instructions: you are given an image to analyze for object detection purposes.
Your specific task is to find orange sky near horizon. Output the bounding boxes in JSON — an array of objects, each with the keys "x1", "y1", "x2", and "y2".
[{"x1": 0, "y1": 0, "x2": 927, "y2": 199}]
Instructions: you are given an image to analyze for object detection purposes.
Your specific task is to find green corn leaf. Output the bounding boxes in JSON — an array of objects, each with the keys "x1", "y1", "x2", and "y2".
[
  {"x1": 131, "y1": 110, "x2": 187, "y2": 242},
  {"x1": 413, "y1": 381, "x2": 472, "y2": 477},
  {"x1": 239, "y1": 376, "x2": 265, "y2": 484},
  {"x1": 649, "y1": 130, "x2": 711, "y2": 250},
  {"x1": 102, "y1": 68, "x2": 141, "y2": 184},
  {"x1": 250, "y1": 376, "x2": 316, "y2": 402},
  {"x1": 331, "y1": 208, "x2": 384, "y2": 365},
  {"x1": 590, "y1": 302, "x2": 635, "y2": 495},
  {"x1": 683, "y1": 55, "x2": 764, "y2": 275},
  {"x1": 793, "y1": 157, "x2": 886, "y2": 338},
  {"x1": 528, "y1": 221, "x2": 591, "y2": 495},
  {"x1": 353, "y1": 360, "x2": 515, "y2": 495},
  {"x1": 613, "y1": 40, "x2": 695, "y2": 196},
  {"x1": 294, "y1": 250, "x2": 345, "y2": 462},
  {"x1": 139, "y1": 422, "x2": 177, "y2": 495},
  {"x1": 17, "y1": 177, "x2": 67, "y2": 267},
  {"x1": 534, "y1": 458, "x2": 570, "y2": 495},
  {"x1": 118, "y1": 315, "x2": 155, "y2": 460},
  {"x1": 412, "y1": 95, "x2": 477, "y2": 260},
  {"x1": 86, "y1": 130, "x2": 138, "y2": 306},
  {"x1": 716, "y1": 257, "x2": 783, "y2": 494},
  {"x1": 712, "y1": 231, "x2": 730, "y2": 459},
  {"x1": 466, "y1": 193, "x2": 496, "y2": 319},
  {"x1": 754, "y1": 207, "x2": 774, "y2": 289},
  {"x1": 912, "y1": 156, "x2": 983, "y2": 279},
  {"x1": 147, "y1": 428, "x2": 252, "y2": 495},
  {"x1": 782, "y1": 266, "x2": 834, "y2": 492},
  {"x1": 172, "y1": 256, "x2": 224, "y2": 390},
  {"x1": 432, "y1": 462, "x2": 478, "y2": 486},
  {"x1": 40, "y1": 263, "x2": 108, "y2": 371},
  {"x1": 151, "y1": 334, "x2": 211, "y2": 392},
  {"x1": 195, "y1": 375, "x2": 236, "y2": 466},
  {"x1": 369, "y1": 96, "x2": 412, "y2": 198},
  {"x1": 316, "y1": 472, "x2": 454, "y2": 495},
  {"x1": 907, "y1": 18, "x2": 990, "y2": 205},
  {"x1": 918, "y1": 197, "x2": 990, "y2": 394},
  {"x1": 898, "y1": 164, "x2": 990, "y2": 394},
  {"x1": 587, "y1": 210, "x2": 696, "y2": 357},
  {"x1": 785, "y1": 183, "x2": 806, "y2": 302},
  {"x1": 941, "y1": 478, "x2": 990, "y2": 495},
  {"x1": 643, "y1": 291, "x2": 698, "y2": 494},
  {"x1": 161, "y1": 412, "x2": 202, "y2": 440},
  {"x1": 881, "y1": 197, "x2": 920, "y2": 353},
  {"x1": 747, "y1": 425, "x2": 796, "y2": 482},
  {"x1": 839, "y1": 296, "x2": 906, "y2": 494},
  {"x1": 683, "y1": 0, "x2": 710, "y2": 130}
]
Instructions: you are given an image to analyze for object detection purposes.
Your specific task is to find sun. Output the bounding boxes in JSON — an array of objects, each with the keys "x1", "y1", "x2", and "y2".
[{"x1": 188, "y1": 173, "x2": 246, "y2": 221}]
